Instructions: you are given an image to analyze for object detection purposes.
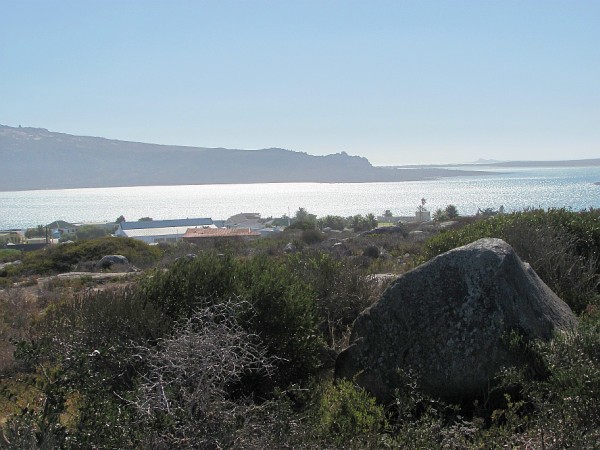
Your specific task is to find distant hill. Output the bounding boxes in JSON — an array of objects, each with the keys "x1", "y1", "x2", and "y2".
[
  {"x1": 487, "y1": 159, "x2": 600, "y2": 168},
  {"x1": 392, "y1": 158, "x2": 600, "y2": 170},
  {"x1": 0, "y1": 125, "x2": 487, "y2": 190}
]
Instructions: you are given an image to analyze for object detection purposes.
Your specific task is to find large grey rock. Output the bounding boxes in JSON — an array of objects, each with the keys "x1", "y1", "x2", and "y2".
[
  {"x1": 335, "y1": 238, "x2": 577, "y2": 402},
  {"x1": 96, "y1": 254, "x2": 132, "y2": 271}
]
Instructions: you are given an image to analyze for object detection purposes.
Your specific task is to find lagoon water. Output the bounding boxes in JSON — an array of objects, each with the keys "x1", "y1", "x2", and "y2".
[{"x1": 1, "y1": 166, "x2": 600, "y2": 229}]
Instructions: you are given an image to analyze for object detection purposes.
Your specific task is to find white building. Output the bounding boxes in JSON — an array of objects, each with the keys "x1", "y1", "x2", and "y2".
[{"x1": 115, "y1": 218, "x2": 216, "y2": 244}]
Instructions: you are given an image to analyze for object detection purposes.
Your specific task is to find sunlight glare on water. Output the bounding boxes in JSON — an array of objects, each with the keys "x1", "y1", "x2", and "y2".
[{"x1": 1, "y1": 167, "x2": 599, "y2": 229}]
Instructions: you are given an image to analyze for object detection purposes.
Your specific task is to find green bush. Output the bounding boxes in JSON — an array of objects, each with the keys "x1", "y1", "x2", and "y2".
[
  {"x1": 517, "y1": 310, "x2": 600, "y2": 447},
  {"x1": 316, "y1": 379, "x2": 386, "y2": 446},
  {"x1": 24, "y1": 287, "x2": 169, "y2": 388},
  {"x1": 138, "y1": 253, "x2": 324, "y2": 387},
  {"x1": 301, "y1": 229, "x2": 324, "y2": 245},
  {"x1": 0, "y1": 248, "x2": 21, "y2": 262},
  {"x1": 424, "y1": 208, "x2": 600, "y2": 260},
  {"x1": 422, "y1": 209, "x2": 600, "y2": 312},
  {"x1": 75, "y1": 224, "x2": 115, "y2": 241},
  {"x1": 286, "y1": 251, "x2": 384, "y2": 350},
  {"x1": 317, "y1": 215, "x2": 349, "y2": 231},
  {"x1": 287, "y1": 219, "x2": 317, "y2": 231},
  {"x1": 363, "y1": 245, "x2": 380, "y2": 259},
  {"x1": 9, "y1": 286, "x2": 169, "y2": 448},
  {"x1": 350, "y1": 214, "x2": 377, "y2": 232},
  {"x1": 13, "y1": 237, "x2": 162, "y2": 275}
]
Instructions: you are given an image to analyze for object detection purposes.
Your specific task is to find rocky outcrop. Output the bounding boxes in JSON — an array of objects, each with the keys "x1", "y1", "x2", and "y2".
[{"x1": 335, "y1": 238, "x2": 577, "y2": 402}]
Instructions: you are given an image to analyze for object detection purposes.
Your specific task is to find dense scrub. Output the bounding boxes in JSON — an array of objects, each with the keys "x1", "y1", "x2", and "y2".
[
  {"x1": 1, "y1": 210, "x2": 599, "y2": 448},
  {"x1": 139, "y1": 254, "x2": 325, "y2": 388},
  {"x1": 0, "y1": 249, "x2": 21, "y2": 263},
  {"x1": 424, "y1": 208, "x2": 600, "y2": 312},
  {"x1": 1, "y1": 236, "x2": 162, "y2": 277}
]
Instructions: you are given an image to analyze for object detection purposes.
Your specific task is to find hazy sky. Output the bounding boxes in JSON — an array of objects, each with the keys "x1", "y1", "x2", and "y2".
[{"x1": 1, "y1": 1, "x2": 599, "y2": 165}]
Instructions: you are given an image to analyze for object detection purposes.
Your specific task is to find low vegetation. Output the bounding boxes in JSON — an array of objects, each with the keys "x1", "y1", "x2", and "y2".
[
  {"x1": 1, "y1": 208, "x2": 599, "y2": 448},
  {"x1": 2, "y1": 236, "x2": 162, "y2": 278},
  {"x1": 424, "y1": 208, "x2": 600, "y2": 313}
]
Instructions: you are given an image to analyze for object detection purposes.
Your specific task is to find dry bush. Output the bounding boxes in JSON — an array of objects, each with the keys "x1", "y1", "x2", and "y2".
[
  {"x1": 134, "y1": 299, "x2": 278, "y2": 448},
  {"x1": 0, "y1": 288, "x2": 38, "y2": 371}
]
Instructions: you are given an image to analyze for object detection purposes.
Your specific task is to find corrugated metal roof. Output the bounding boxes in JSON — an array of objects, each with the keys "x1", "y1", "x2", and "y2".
[
  {"x1": 119, "y1": 218, "x2": 213, "y2": 230},
  {"x1": 121, "y1": 225, "x2": 216, "y2": 238}
]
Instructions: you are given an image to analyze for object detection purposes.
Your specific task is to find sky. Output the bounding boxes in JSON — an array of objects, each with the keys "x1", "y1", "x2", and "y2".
[{"x1": 1, "y1": 1, "x2": 599, "y2": 165}]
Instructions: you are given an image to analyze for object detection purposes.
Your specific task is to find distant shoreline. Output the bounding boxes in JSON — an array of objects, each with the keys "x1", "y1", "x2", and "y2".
[
  {"x1": 386, "y1": 158, "x2": 600, "y2": 170},
  {"x1": 5, "y1": 160, "x2": 600, "y2": 193},
  {"x1": 0, "y1": 171, "x2": 491, "y2": 193}
]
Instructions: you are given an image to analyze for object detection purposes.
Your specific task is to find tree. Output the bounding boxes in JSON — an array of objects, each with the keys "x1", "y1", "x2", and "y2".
[
  {"x1": 445, "y1": 205, "x2": 459, "y2": 219},
  {"x1": 350, "y1": 214, "x2": 377, "y2": 232},
  {"x1": 76, "y1": 225, "x2": 110, "y2": 241},
  {"x1": 477, "y1": 207, "x2": 497, "y2": 217},
  {"x1": 116, "y1": 215, "x2": 126, "y2": 224},
  {"x1": 25, "y1": 225, "x2": 45, "y2": 239},
  {"x1": 271, "y1": 215, "x2": 291, "y2": 227},
  {"x1": 317, "y1": 215, "x2": 348, "y2": 231},
  {"x1": 295, "y1": 207, "x2": 309, "y2": 222},
  {"x1": 292, "y1": 208, "x2": 317, "y2": 228},
  {"x1": 138, "y1": 217, "x2": 153, "y2": 222},
  {"x1": 383, "y1": 210, "x2": 393, "y2": 219},
  {"x1": 432, "y1": 209, "x2": 448, "y2": 222}
]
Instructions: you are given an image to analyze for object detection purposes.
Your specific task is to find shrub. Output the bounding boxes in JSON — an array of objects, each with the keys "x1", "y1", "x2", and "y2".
[
  {"x1": 7, "y1": 286, "x2": 169, "y2": 448},
  {"x1": 316, "y1": 380, "x2": 386, "y2": 447},
  {"x1": 75, "y1": 224, "x2": 115, "y2": 241},
  {"x1": 286, "y1": 251, "x2": 384, "y2": 350},
  {"x1": 0, "y1": 249, "x2": 21, "y2": 263},
  {"x1": 422, "y1": 209, "x2": 600, "y2": 313},
  {"x1": 301, "y1": 229, "x2": 324, "y2": 245},
  {"x1": 13, "y1": 237, "x2": 162, "y2": 275},
  {"x1": 133, "y1": 301, "x2": 275, "y2": 448},
  {"x1": 138, "y1": 253, "x2": 324, "y2": 387},
  {"x1": 350, "y1": 214, "x2": 377, "y2": 232},
  {"x1": 516, "y1": 310, "x2": 600, "y2": 447},
  {"x1": 0, "y1": 288, "x2": 37, "y2": 371},
  {"x1": 317, "y1": 215, "x2": 349, "y2": 231},
  {"x1": 363, "y1": 245, "x2": 380, "y2": 259},
  {"x1": 287, "y1": 219, "x2": 316, "y2": 231},
  {"x1": 25, "y1": 287, "x2": 169, "y2": 389}
]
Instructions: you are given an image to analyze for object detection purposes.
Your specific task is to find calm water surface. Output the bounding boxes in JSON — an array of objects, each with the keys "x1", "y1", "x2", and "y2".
[{"x1": 1, "y1": 166, "x2": 599, "y2": 229}]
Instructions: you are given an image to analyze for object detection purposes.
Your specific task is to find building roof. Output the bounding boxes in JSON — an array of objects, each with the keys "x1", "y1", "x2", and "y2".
[
  {"x1": 119, "y1": 218, "x2": 213, "y2": 231},
  {"x1": 121, "y1": 225, "x2": 215, "y2": 238},
  {"x1": 183, "y1": 227, "x2": 260, "y2": 239}
]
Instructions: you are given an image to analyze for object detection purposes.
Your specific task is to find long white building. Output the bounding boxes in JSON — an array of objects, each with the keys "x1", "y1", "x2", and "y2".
[{"x1": 115, "y1": 218, "x2": 215, "y2": 244}]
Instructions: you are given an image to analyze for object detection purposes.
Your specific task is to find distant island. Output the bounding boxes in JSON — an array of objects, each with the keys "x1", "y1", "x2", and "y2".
[{"x1": 0, "y1": 125, "x2": 487, "y2": 191}]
